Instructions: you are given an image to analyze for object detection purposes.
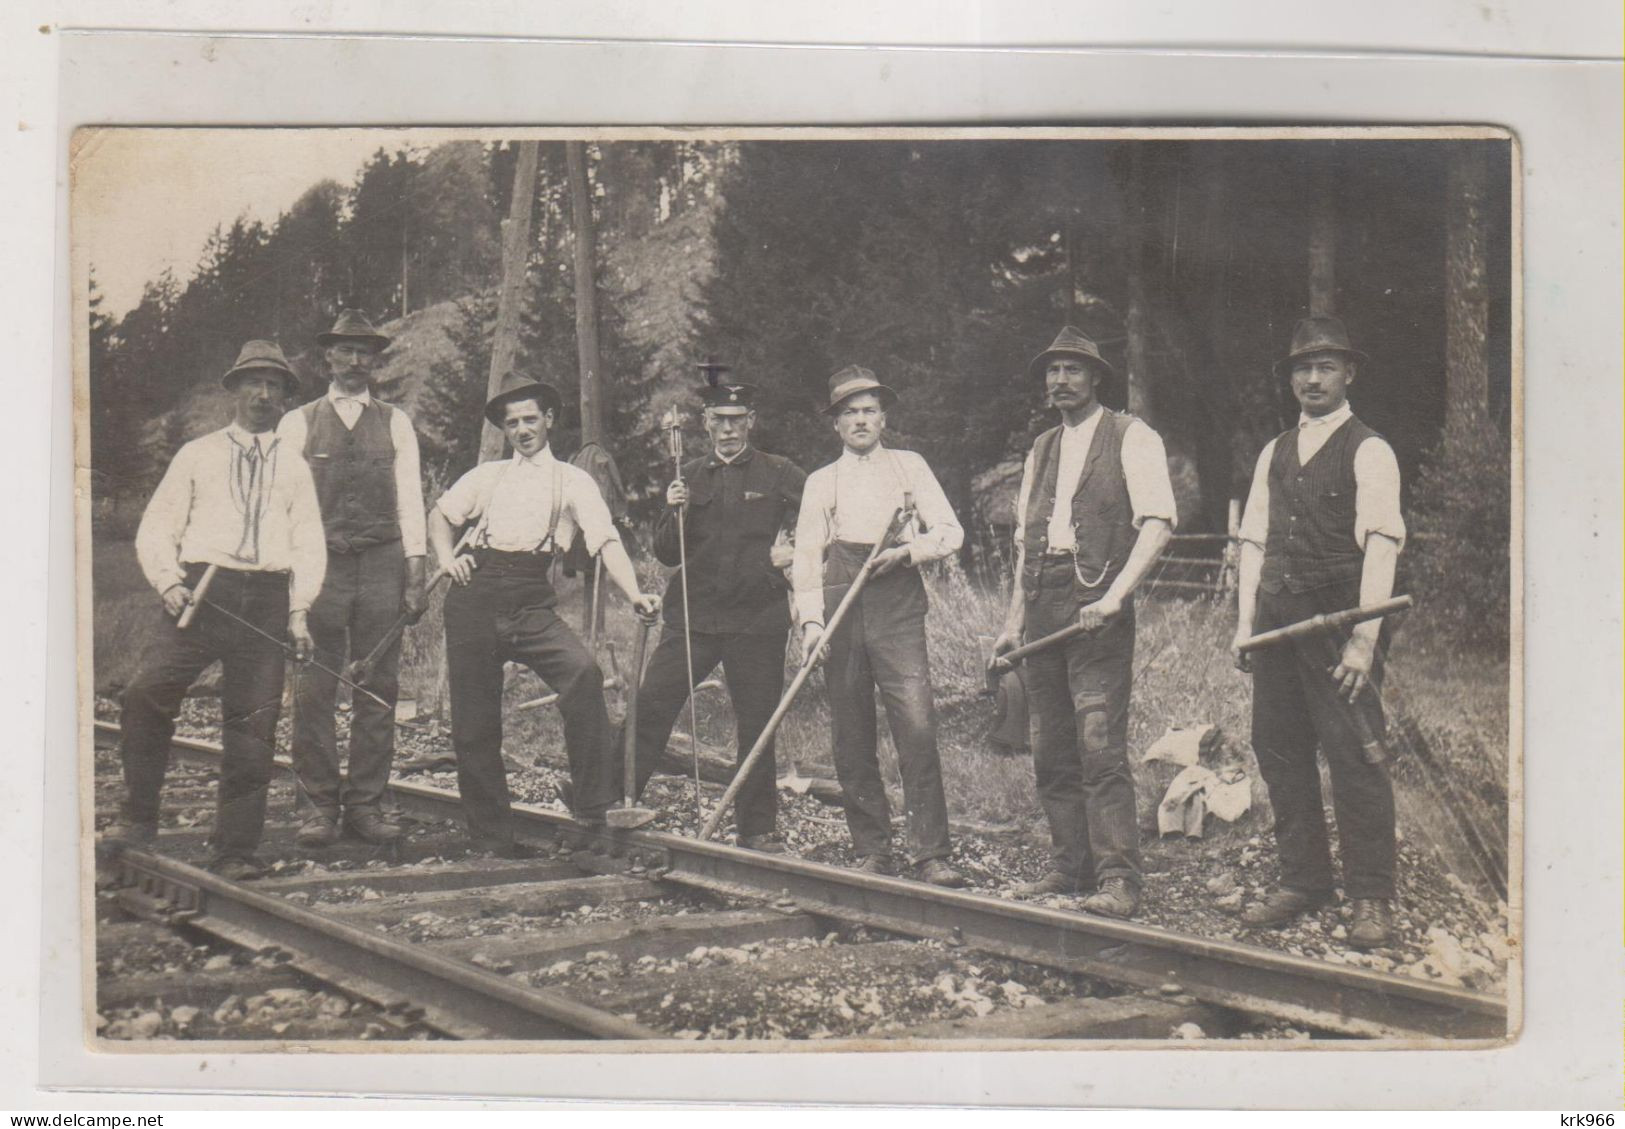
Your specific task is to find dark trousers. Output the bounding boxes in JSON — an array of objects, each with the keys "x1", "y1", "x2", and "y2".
[
  {"x1": 822, "y1": 541, "x2": 951, "y2": 865},
  {"x1": 442, "y1": 559, "x2": 610, "y2": 844},
  {"x1": 291, "y1": 539, "x2": 405, "y2": 819},
  {"x1": 118, "y1": 567, "x2": 289, "y2": 862},
  {"x1": 1024, "y1": 556, "x2": 1142, "y2": 886},
  {"x1": 619, "y1": 628, "x2": 787, "y2": 838},
  {"x1": 1250, "y1": 582, "x2": 1395, "y2": 899}
]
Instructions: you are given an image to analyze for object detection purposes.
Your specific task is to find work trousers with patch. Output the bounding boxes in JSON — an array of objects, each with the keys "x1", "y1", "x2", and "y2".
[
  {"x1": 290, "y1": 538, "x2": 405, "y2": 820},
  {"x1": 1024, "y1": 554, "x2": 1141, "y2": 887},
  {"x1": 442, "y1": 553, "x2": 612, "y2": 845},
  {"x1": 620, "y1": 628, "x2": 788, "y2": 838},
  {"x1": 822, "y1": 541, "x2": 952, "y2": 866},
  {"x1": 1250, "y1": 581, "x2": 1395, "y2": 900},
  {"x1": 119, "y1": 566, "x2": 289, "y2": 863}
]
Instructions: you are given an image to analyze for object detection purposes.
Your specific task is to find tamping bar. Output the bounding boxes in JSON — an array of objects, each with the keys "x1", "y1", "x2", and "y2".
[{"x1": 1236, "y1": 595, "x2": 1414, "y2": 653}]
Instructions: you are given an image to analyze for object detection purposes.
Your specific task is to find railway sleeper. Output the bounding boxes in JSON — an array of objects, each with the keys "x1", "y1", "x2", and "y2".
[{"x1": 323, "y1": 874, "x2": 664, "y2": 928}]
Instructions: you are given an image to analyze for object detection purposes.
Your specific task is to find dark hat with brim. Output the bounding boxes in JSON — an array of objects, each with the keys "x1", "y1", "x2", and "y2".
[
  {"x1": 316, "y1": 308, "x2": 391, "y2": 352},
  {"x1": 484, "y1": 371, "x2": 563, "y2": 426},
  {"x1": 221, "y1": 339, "x2": 300, "y2": 397},
  {"x1": 1027, "y1": 325, "x2": 1117, "y2": 387},
  {"x1": 824, "y1": 365, "x2": 898, "y2": 415},
  {"x1": 1275, "y1": 316, "x2": 1369, "y2": 375}
]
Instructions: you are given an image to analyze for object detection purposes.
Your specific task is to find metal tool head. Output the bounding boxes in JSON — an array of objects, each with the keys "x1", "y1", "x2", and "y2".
[{"x1": 605, "y1": 805, "x2": 658, "y2": 830}]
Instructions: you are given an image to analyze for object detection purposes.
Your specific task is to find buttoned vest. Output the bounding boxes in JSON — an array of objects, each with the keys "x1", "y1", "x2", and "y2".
[
  {"x1": 1021, "y1": 411, "x2": 1138, "y2": 602},
  {"x1": 1259, "y1": 414, "x2": 1379, "y2": 595},
  {"x1": 301, "y1": 397, "x2": 400, "y2": 553}
]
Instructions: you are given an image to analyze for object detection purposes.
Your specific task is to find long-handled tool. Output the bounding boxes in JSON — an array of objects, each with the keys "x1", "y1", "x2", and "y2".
[
  {"x1": 1238, "y1": 595, "x2": 1414, "y2": 766},
  {"x1": 662, "y1": 407, "x2": 706, "y2": 823},
  {"x1": 586, "y1": 553, "x2": 605, "y2": 648},
  {"x1": 697, "y1": 504, "x2": 911, "y2": 842},
  {"x1": 175, "y1": 564, "x2": 219, "y2": 629},
  {"x1": 606, "y1": 614, "x2": 659, "y2": 830},
  {"x1": 345, "y1": 529, "x2": 479, "y2": 686},
  {"x1": 193, "y1": 593, "x2": 394, "y2": 712}
]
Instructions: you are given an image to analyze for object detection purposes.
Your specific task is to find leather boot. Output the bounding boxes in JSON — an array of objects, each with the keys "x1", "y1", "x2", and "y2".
[
  {"x1": 1080, "y1": 877, "x2": 1140, "y2": 919},
  {"x1": 1348, "y1": 898, "x2": 1396, "y2": 949}
]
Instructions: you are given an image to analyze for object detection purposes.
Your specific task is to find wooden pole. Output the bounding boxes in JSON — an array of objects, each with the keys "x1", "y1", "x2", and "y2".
[
  {"x1": 1123, "y1": 147, "x2": 1155, "y2": 426},
  {"x1": 1444, "y1": 141, "x2": 1491, "y2": 432},
  {"x1": 479, "y1": 140, "x2": 540, "y2": 464},
  {"x1": 566, "y1": 140, "x2": 605, "y2": 448}
]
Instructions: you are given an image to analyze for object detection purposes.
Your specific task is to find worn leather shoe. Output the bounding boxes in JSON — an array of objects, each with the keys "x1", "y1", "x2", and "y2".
[
  {"x1": 1241, "y1": 886, "x2": 1332, "y2": 927},
  {"x1": 739, "y1": 833, "x2": 787, "y2": 854},
  {"x1": 913, "y1": 858, "x2": 968, "y2": 888},
  {"x1": 100, "y1": 820, "x2": 158, "y2": 850},
  {"x1": 1080, "y1": 877, "x2": 1140, "y2": 919},
  {"x1": 346, "y1": 810, "x2": 403, "y2": 844},
  {"x1": 854, "y1": 853, "x2": 897, "y2": 877},
  {"x1": 1014, "y1": 870, "x2": 1091, "y2": 897},
  {"x1": 210, "y1": 856, "x2": 268, "y2": 881},
  {"x1": 296, "y1": 813, "x2": 340, "y2": 848},
  {"x1": 1347, "y1": 898, "x2": 1396, "y2": 950}
]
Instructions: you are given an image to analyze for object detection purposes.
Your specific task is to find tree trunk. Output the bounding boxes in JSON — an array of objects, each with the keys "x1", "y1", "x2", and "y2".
[
  {"x1": 479, "y1": 140, "x2": 540, "y2": 464},
  {"x1": 1444, "y1": 141, "x2": 1490, "y2": 432},
  {"x1": 567, "y1": 140, "x2": 605, "y2": 448},
  {"x1": 1308, "y1": 155, "x2": 1337, "y2": 316},
  {"x1": 1123, "y1": 148, "x2": 1156, "y2": 426}
]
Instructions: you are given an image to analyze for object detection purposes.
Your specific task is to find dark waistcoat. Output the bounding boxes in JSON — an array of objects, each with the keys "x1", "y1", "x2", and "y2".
[
  {"x1": 302, "y1": 397, "x2": 401, "y2": 554},
  {"x1": 1021, "y1": 411, "x2": 1139, "y2": 603},
  {"x1": 1259, "y1": 414, "x2": 1379, "y2": 595}
]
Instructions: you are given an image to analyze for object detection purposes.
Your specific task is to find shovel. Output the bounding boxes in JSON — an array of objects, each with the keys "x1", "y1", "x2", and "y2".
[{"x1": 605, "y1": 614, "x2": 658, "y2": 830}]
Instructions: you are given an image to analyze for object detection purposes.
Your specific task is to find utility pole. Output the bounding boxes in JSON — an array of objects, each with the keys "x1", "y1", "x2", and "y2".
[
  {"x1": 480, "y1": 140, "x2": 540, "y2": 463},
  {"x1": 566, "y1": 140, "x2": 605, "y2": 446}
]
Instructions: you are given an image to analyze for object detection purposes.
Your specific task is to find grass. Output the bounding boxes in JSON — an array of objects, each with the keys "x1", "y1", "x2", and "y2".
[{"x1": 90, "y1": 536, "x2": 1511, "y2": 891}]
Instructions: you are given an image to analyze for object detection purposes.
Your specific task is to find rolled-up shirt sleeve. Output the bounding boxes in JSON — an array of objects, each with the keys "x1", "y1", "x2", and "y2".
[
  {"x1": 392, "y1": 410, "x2": 427, "y2": 557},
  {"x1": 1237, "y1": 440, "x2": 1275, "y2": 549},
  {"x1": 1353, "y1": 436, "x2": 1406, "y2": 552},
  {"x1": 565, "y1": 466, "x2": 621, "y2": 558},
  {"x1": 284, "y1": 453, "x2": 328, "y2": 612},
  {"x1": 792, "y1": 469, "x2": 834, "y2": 627},
  {"x1": 901, "y1": 451, "x2": 963, "y2": 564},
  {"x1": 1122, "y1": 420, "x2": 1178, "y2": 530},
  {"x1": 434, "y1": 463, "x2": 493, "y2": 527}
]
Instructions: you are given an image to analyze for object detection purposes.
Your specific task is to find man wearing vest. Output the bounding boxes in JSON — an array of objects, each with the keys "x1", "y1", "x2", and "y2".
[
  {"x1": 618, "y1": 376, "x2": 806, "y2": 850},
  {"x1": 1232, "y1": 316, "x2": 1405, "y2": 950},
  {"x1": 112, "y1": 341, "x2": 324, "y2": 880},
  {"x1": 792, "y1": 366, "x2": 967, "y2": 888},
  {"x1": 277, "y1": 310, "x2": 427, "y2": 848},
  {"x1": 428, "y1": 373, "x2": 660, "y2": 852},
  {"x1": 991, "y1": 327, "x2": 1176, "y2": 919}
]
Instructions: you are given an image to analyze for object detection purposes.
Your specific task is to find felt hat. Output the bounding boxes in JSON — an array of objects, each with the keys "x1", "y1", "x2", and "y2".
[
  {"x1": 1274, "y1": 316, "x2": 1369, "y2": 375},
  {"x1": 316, "y1": 308, "x2": 391, "y2": 352},
  {"x1": 1027, "y1": 325, "x2": 1117, "y2": 387},
  {"x1": 484, "y1": 370, "x2": 563, "y2": 426},
  {"x1": 824, "y1": 364, "x2": 897, "y2": 415},
  {"x1": 221, "y1": 339, "x2": 300, "y2": 397}
]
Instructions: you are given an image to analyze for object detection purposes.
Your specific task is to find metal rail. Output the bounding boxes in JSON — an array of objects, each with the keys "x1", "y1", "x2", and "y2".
[{"x1": 91, "y1": 721, "x2": 1508, "y2": 1040}]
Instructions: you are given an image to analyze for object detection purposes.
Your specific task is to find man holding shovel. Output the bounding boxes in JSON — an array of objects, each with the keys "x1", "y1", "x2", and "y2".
[
  {"x1": 990, "y1": 327, "x2": 1176, "y2": 919},
  {"x1": 1232, "y1": 316, "x2": 1405, "y2": 949},
  {"x1": 618, "y1": 376, "x2": 806, "y2": 850},
  {"x1": 792, "y1": 366, "x2": 966, "y2": 887},
  {"x1": 277, "y1": 310, "x2": 428, "y2": 848},
  {"x1": 111, "y1": 340, "x2": 325, "y2": 880}
]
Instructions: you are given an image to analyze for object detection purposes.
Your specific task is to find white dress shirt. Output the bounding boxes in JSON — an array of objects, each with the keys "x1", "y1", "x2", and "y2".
[
  {"x1": 792, "y1": 445, "x2": 964, "y2": 627},
  {"x1": 276, "y1": 385, "x2": 427, "y2": 557},
  {"x1": 1012, "y1": 408, "x2": 1179, "y2": 560},
  {"x1": 1237, "y1": 402, "x2": 1406, "y2": 551},
  {"x1": 135, "y1": 424, "x2": 327, "y2": 612},
  {"x1": 435, "y1": 445, "x2": 620, "y2": 556}
]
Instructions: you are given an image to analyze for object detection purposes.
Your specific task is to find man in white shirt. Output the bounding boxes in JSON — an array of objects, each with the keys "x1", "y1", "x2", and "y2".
[
  {"x1": 277, "y1": 310, "x2": 427, "y2": 848},
  {"x1": 1231, "y1": 316, "x2": 1405, "y2": 949},
  {"x1": 114, "y1": 340, "x2": 324, "y2": 880},
  {"x1": 427, "y1": 372, "x2": 660, "y2": 853},
  {"x1": 990, "y1": 327, "x2": 1176, "y2": 919},
  {"x1": 791, "y1": 366, "x2": 966, "y2": 887}
]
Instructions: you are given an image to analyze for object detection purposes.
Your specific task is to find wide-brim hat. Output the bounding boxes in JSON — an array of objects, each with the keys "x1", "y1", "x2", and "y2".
[
  {"x1": 221, "y1": 339, "x2": 300, "y2": 397},
  {"x1": 1027, "y1": 325, "x2": 1117, "y2": 387},
  {"x1": 484, "y1": 371, "x2": 563, "y2": 426},
  {"x1": 1274, "y1": 316, "x2": 1369, "y2": 375},
  {"x1": 823, "y1": 365, "x2": 898, "y2": 415},
  {"x1": 316, "y1": 308, "x2": 391, "y2": 352}
]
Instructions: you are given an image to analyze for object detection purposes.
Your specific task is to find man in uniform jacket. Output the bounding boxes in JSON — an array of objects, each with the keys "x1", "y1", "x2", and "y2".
[
  {"x1": 991, "y1": 327, "x2": 1176, "y2": 920},
  {"x1": 1232, "y1": 316, "x2": 1406, "y2": 950},
  {"x1": 113, "y1": 340, "x2": 324, "y2": 880},
  {"x1": 277, "y1": 310, "x2": 427, "y2": 847},
  {"x1": 616, "y1": 377, "x2": 806, "y2": 849},
  {"x1": 792, "y1": 366, "x2": 967, "y2": 888}
]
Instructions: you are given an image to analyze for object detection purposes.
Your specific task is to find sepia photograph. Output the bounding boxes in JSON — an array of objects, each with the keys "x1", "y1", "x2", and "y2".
[{"x1": 74, "y1": 125, "x2": 1518, "y2": 1050}]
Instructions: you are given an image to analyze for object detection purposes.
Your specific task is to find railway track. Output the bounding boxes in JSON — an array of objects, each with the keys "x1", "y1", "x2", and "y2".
[{"x1": 90, "y1": 720, "x2": 1508, "y2": 1043}]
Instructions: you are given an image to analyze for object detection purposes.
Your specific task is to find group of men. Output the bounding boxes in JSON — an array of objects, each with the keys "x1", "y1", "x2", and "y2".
[{"x1": 109, "y1": 308, "x2": 1404, "y2": 948}]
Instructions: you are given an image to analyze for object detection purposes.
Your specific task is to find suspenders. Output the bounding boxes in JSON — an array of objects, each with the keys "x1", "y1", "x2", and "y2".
[{"x1": 471, "y1": 458, "x2": 567, "y2": 554}]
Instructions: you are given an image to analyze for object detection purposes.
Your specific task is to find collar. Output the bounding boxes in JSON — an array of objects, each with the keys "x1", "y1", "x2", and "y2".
[
  {"x1": 328, "y1": 383, "x2": 372, "y2": 406},
  {"x1": 226, "y1": 423, "x2": 278, "y2": 452},
  {"x1": 1298, "y1": 402, "x2": 1352, "y2": 430},
  {"x1": 511, "y1": 443, "x2": 556, "y2": 468},
  {"x1": 839, "y1": 443, "x2": 888, "y2": 465},
  {"x1": 1061, "y1": 404, "x2": 1105, "y2": 434},
  {"x1": 708, "y1": 445, "x2": 755, "y2": 468}
]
